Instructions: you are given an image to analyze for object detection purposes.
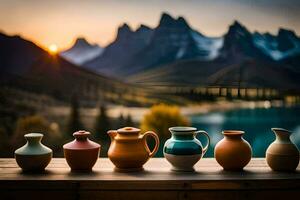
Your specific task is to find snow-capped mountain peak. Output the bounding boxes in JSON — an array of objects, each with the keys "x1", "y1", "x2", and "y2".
[
  {"x1": 72, "y1": 37, "x2": 93, "y2": 48},
  {"x1": 136, "y1": 24, "x2": 151, "y2": 33},
  {"x1": 117, "y1": 23, "x2": 132, "y2": 36},
  {"x1": 60, "y1": 37, "x2": 103, "y2": 65},
  {"x1": 190, "y1": 30, "x2": 224, "y2": 60},
  {"x1": 227, "y1": 20, "x2": 252, "y2": 40},
  {"x1": 159, "y1": 12, "x2": 176, "y2": 26},
  {"x1": 253, "y1": 28, "x2": 300, "y2": 60}
]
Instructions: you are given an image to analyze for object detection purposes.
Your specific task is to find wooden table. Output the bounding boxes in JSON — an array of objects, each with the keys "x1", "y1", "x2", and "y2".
[{"x1": 0, "y1": 158, "x2": 299, "y2": 200}]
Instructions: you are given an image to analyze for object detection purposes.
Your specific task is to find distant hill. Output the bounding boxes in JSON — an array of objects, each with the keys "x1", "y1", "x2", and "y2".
[
  {"x1": 0, "y1": 32, "x2": 134, "y2": 105},
  {"x1": 129, "y1": 58, "x2": 300, "y2": 91},
  {"x1": 0, "y1": 32, "x2": 46, "y2": 75}
]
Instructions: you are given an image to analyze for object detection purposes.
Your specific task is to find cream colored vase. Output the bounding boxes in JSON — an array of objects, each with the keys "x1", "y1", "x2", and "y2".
[{"x1": 266, "y1": 128, "x2": 299, "y2": 171}]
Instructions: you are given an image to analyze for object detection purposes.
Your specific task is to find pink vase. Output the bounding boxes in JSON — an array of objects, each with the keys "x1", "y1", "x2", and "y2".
[{"x1": 63, "y1": 130, "x2": 100, "y2": 171}]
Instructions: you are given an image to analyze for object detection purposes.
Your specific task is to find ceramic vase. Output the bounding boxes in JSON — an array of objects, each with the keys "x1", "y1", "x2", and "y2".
[
  {"x1": 163, "y1": 127, "x2": 210, "y2": 172},
  {"x1": 214, "y1": 130, "x2": 252, "y2": 171},
  {"x1": 63, "y1": 130, "x2": 100, "y2": 171},
  {"x1": 14, "y1": 133, "x2": 52, "y2": 171},
  {"x1": 107, "y1": 127, "x2": 159, "y2": 172},
  {"x1": 266, "y1": 128, "x2": 299, "y2": 171}
]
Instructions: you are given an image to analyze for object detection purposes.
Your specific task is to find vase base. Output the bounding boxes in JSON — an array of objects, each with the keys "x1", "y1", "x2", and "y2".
[
  {"x1": 164, "y1": 153, "x2": 200, "y2": 172},
  {"x1": 70, "y1": 169, "x2": 93, "y2": 173},
  {"x1": 222, "y1": 168, "x2": 244, "y2": 171},
  {"x1": 171, "y1": 167, "x2": 195, "y2": 172},
  {"x1": 114, "y1": 167, "x2": 144, "y2": 172}
]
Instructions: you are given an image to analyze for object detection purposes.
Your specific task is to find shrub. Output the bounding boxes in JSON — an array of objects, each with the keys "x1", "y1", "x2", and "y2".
[
  {"x1": 11, "y1": 115, "x2": 62, "y2": 155},
  {"x1": 140, "y1": 104, "x2": 190, "y2": 139},
  {"x1": 12, "y1": 115, "x2": 51, "y2": 148}
]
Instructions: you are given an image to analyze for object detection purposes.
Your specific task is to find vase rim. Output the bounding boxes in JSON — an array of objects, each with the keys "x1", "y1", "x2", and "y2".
[
  {"x1": 117, "y1": 127, "x2": 140, "y2": 134},
  {"x1": 169, "y1": 126, "x2": 197, "y2": 133},
  {"x1": 271, "y1": 127, "x2": 292, "y2": 134},
  {"x1": 222, "y1": 130, "x2": 244, "y2": 135},
  {"x1": 24, "y1": 133, "x2": 43, "y2": 138},
  {"x1": 73, "y1": 130, "x2": 90, "y2": 136}
]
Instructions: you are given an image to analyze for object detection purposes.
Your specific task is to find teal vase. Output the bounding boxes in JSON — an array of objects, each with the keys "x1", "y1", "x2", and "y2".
[
  {"x1": 15, "y1": 133, "x2": 52, "y2": 171},
  {"x1": 163, "y1": 127, "x2": 210, "y2": 172}
]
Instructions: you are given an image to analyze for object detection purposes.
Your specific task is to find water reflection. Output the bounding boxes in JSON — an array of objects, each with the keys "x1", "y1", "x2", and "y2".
[{"x1": 190, "y1": 106, "x2": 300, "y2": 157}]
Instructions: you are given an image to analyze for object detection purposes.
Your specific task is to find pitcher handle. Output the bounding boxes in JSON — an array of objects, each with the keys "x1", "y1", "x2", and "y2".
[
  {"x1": 195, "y1": 130, "x2": 210, "y2": 155},
  {"x1": 142, "y1": 131, "x2": 160, "y2": 158}
]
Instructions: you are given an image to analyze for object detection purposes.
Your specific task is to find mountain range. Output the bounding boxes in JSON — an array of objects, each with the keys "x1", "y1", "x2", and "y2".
[
  {"x1": 59, "y1": 13, "x2": 300, "y2": 88},
  {"x1": 60, "y1": 12, "x2": 300, "y2": 92},
  {"x1": 1, "y1": 12, "x2": 300, "y2": 102}
]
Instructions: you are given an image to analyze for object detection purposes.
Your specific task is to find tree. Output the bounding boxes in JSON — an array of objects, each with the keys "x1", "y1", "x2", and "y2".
[
  {"x1": 0, "y1": 127, "x2": 10, "y2": 157},
  {"x1": 226, "y1": 87, "x2": 233, "y2": 101},
  {"x1": 140, "y1": 104, "x2": 190, "y2": 157},
  {"x1": 12, "y1": 115, "x2": 51, "y2": 150},
  {"x1": 141, "y1": 104, "x2": 190, "y2": 140},
  {"x1": 94, "y1": 105, "x2": 111, "y2": 141},
  {"x1": 118, "y1": 113, "x2": 125, "y2": 128},
  {"x1": 125, "y1": 114, "x2": 134, "y2": 127},
  {"x1": 66, "y1": 95, "x2": 84, "y2": 137}
]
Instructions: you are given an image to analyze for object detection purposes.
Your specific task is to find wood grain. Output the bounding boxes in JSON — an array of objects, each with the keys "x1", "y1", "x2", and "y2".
[{"x1": 0, "y1": 158, "x2": 299, "y2": 200}]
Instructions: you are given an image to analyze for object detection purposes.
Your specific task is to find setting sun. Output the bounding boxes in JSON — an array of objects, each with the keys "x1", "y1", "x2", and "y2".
[{"x1": 48, "y1": 44, "x2": 58, "y2": 54}]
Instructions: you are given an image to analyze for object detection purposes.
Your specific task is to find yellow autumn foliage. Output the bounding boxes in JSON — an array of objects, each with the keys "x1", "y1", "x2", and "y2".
[
  {"x1": 140, "y1": 104, "x2": 190, "y2": 139},
  {"x1": 12, "y1": 115, "x2": 61, "y2": 150}
]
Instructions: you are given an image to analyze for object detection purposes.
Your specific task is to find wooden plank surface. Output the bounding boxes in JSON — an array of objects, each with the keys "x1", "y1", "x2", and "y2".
[
  {"x1": 0, "y1": 158, "x2": 299, "y2": 200},
  {"x1": 0, "y1": 158, "x2": 299, "y2": 180}
]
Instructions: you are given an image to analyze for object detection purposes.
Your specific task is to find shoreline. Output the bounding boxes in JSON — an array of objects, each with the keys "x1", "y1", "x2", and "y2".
[
  {"x1": 46, "y1": 100, "x2": 294, "y2": 125},
  {"x1": 106, "y1": 100, "x2": 288, "y2": 122}
]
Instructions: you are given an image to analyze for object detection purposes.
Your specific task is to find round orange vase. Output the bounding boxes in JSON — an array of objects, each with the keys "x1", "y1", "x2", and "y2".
[
  {"x1": 107, "y1": 127, "x2": 159, "y2": 172},
  {"x1": 214, "y1": 130, "x2": 252, "y2": 171},
  {"x1": 63, "y1": 130, "x2": 100, "y2": 171}
]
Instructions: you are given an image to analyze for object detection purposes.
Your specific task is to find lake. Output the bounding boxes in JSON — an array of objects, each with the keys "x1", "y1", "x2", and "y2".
[{"x1": 190, "y1": 106, "x2": 300, "y2": 157}]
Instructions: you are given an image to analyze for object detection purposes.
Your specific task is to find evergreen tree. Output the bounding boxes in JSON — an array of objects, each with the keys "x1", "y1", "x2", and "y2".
[
  {"x1": 118, "y1": 113, "x2": 125, "y2": 128},
  {"x1": 125, "y1": 114, "x2": 134, "y2": 127},
  {"x1": 94, "y1": 105, "x2": 111, "y2": 141},
  {"x1": 66, "y1": 95, "x2": 84, "y2": 137},
  {"x1": 226, "y1": 88, "x2": 233, "y2": 101}
]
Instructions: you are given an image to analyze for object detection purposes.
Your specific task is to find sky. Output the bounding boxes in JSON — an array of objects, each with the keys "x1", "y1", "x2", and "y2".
[{"x1": 0, "y1": 0, "x2": 300, "y2": 51}]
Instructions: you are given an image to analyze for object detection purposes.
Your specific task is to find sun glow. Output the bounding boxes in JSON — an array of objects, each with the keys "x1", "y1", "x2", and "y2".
[{"x1": 48, "y1": 44, "x2": 58, "y2": 54}]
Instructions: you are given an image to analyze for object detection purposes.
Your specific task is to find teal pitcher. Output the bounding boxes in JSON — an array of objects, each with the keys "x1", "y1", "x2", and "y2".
[{"x1": 163, "y1": 127, "x2": 210, "y2": 172}]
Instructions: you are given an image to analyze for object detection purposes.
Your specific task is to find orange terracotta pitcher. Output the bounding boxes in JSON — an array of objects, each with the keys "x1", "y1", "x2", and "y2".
[{"x1": 107, "y1": 127, "x2": 159, "y2": 172}]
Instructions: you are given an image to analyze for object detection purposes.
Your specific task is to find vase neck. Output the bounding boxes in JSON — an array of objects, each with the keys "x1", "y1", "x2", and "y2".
[
  {"x1": 223, "y1": 130, "x2": 244, "y2": 140},
  {"x1": 25, "y1": 133, "x2": 43, "y2": 145},
  {"x1": 224, "y1": 134, "x2": 242, "y2": 140},
  {"x1": 172, "y1": 133, "x2": 195, "y2": 140},
  {"x1": 73, "y1": 130, "x2": 90, "y2": 141},
  {"x1": 272, "y1": 128, "x2": 291, "y2": 143}
]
